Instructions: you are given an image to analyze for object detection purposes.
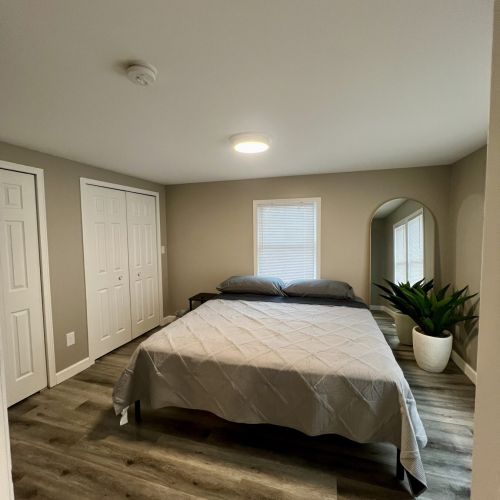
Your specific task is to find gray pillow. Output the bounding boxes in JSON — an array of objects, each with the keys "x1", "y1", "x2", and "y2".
[
  {"x1": 283, "y1": 279, "x2": 355, "y2": 300},
  {"x1": 217, "y1": 275, "x2": 285, "y2": 296}
]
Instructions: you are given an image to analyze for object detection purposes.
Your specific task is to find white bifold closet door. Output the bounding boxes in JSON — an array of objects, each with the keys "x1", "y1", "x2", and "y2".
[
  {"x1": 83, "y1": 185, "x2": 159, "y2": 359},
  {"x1": 83, "y1": 185, "x2": 133, "y2": 358},
  {"x1": 126, "y1": 192, "x2": 159, "y2": 338},
  {"x1": 0, "y1": 169, "x2": 47, "y2": 406}
]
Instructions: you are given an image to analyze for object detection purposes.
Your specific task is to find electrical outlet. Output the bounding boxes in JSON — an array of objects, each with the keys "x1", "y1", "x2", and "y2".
[{"x1": 66, "y1": 331, "x2": 75, "y2": 347}]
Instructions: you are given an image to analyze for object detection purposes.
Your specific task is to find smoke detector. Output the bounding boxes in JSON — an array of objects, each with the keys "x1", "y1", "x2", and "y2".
[{"x1": 126, "y1": 63, "x2": 158, "y2": 86}]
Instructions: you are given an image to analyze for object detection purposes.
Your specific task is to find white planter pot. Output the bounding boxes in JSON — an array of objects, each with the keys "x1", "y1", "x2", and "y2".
[
  {"x1": 412, "y1": 326, "x2": 453, "y2": 373},
  {"x1": 394, "y1": 313, "x2": 416, "y2": 345}
]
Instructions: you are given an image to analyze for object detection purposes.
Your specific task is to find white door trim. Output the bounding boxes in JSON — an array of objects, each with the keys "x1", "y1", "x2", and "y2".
[
  {"x1": 0, "y1": 160, "x2": 57, "y2": 388},
  {"x1": 0, "y1": 245, "x2": 14, "y2": 499},
  {"x1": 0, "y1": 352, "x2": 13, "y2": 500},
  {"x1": 80, "y1": 178, "x2": 164, "y2": 362}
]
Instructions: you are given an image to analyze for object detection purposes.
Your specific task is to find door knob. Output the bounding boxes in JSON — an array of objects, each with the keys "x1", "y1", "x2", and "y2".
[{"x1": 118, "y1": 276, "x2": 123, "y2": 281}]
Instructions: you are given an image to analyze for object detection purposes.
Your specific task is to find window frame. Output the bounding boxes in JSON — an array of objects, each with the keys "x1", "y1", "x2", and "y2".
[
  {"x1": 393, "y1": 208, "x2": 425, "y2": 284},
  {"x1": 253, "y1": 197, "x2": 321, "y2": 280}
]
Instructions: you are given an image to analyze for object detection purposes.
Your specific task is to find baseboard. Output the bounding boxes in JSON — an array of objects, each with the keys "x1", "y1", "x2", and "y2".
[
  {"x1": 160, "y1": 315, "x2": 176, "y2": 327},
  {"x1": 451, "y1": 350, "x2": 477, "y2": 385},
  {"x1": 370, "y1": 305, "x2": 397, "y2": 320},
  {"x1": 55, "y1": 357, "x2": 93, "y2": 385}
]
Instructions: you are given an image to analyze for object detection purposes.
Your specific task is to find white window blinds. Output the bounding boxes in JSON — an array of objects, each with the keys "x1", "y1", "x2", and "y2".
[
  {"x1": 254, "y1": 199, "x2": 320, "y2": 281},
  {"x1": 394, "y1": 224, "x2": 407, "y2": 283},
  {"x1": 393, "y1": 211, "x2": 424, "y2": 285},
  {"x1": 407, "y1": 214, "x2": 424, "y2": 284}
]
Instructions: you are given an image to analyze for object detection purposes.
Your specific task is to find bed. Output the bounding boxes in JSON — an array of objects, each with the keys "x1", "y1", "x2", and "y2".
[{"x1": 113, "y1": 293, "x2": 427, "y2": 496}]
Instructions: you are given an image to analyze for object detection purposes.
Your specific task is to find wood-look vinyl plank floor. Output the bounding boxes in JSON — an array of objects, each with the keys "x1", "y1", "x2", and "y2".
[{"x1": 8, "y1": 312, "x2": 475, "y2": 499}]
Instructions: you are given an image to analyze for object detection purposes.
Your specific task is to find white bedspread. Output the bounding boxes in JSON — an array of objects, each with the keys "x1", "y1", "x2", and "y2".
[{"x1": 113, "y1": 299, "x2": 427, "y2": 492}]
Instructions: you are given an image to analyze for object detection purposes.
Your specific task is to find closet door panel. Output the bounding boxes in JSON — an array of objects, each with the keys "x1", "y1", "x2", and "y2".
[
  {"x1": 83, "y1": 185, "x2": 132, "y2": 358},
  {"x1": 126, "y1": 192, "x2": 159, "y2": 338},
  {"x1": 0, "y1": 169, "x2": 47, "y2": 406}
]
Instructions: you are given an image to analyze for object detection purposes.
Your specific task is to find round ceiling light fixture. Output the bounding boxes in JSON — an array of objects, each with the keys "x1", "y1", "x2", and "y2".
[
  {"x1": 126, "y1": 63, "x2": 158, "y2": 86},
  {"x1": 230, "y1": 133, "x2": 270, "y2": 154}
]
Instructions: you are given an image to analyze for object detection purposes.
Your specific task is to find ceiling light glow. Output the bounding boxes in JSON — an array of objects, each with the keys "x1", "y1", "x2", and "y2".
[{"x1": 230, "y1": 133, "x2": 270, "y2": 154}]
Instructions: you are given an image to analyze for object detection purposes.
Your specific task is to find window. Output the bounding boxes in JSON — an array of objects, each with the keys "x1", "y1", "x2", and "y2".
[
  {"x1": 393, "y1": 210, "x2": 424, "y2": 284},
  {"x1": 254, "y1": 198, "x2": 320, "y2": 281}
]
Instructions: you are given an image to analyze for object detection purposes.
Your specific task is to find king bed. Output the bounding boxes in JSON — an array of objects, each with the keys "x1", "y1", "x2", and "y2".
[{"x1": 113, "y1": 279, "x2": 427, "y2": 497}]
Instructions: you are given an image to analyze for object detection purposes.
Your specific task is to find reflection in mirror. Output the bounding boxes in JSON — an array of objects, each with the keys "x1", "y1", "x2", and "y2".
[{"x1": 370, "y1": 198, "x2": 435, "y2": 308}]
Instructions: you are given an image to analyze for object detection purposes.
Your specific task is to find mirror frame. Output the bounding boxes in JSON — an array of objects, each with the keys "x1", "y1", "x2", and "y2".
[{"x1": 368, "y1": 198, "x2": 437, "y2": 305}]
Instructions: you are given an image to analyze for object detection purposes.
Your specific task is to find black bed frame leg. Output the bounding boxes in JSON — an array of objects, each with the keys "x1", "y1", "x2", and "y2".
[
  {"x1": 396, "y1": 448, "x2": 404, "y2": 480},
  {"x1": 134, "y1": 400, "x2": 142, "y2": 423}
]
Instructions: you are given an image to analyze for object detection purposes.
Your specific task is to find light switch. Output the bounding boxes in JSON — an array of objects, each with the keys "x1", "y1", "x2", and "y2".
[
  {"x1": 66, "y1": 331, "x2": 75, "y2": 347},
  {"x1": 161, "y1": 245, "x2": 166, "y2": 255}
]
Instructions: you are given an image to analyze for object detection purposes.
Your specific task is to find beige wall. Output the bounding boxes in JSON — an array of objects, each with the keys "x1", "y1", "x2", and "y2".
[
  {"x1": 0, "y1": 141, "x2": 168, "y2": 372},
  {"x1": 471, "y1": 2, "x2": 500, "y2": 496},
  {"x1": 165, "y1": 165, "x2": 452, "y2": 314},
  {"x1": 0, "y1": 130, "x2": 486, "y2": 386},
  {"x1": 448, "y1": 147, "x2": 486, "y2": 369}
]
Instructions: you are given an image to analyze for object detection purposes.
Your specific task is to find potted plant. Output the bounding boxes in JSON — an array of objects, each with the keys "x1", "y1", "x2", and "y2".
[
  {"x1": 375, "y1": 280, "x2": 477, "y2": 373},
  {"x1": 375, "y1": 279, "x2": 434, "y2": 345},
  {"x1": 394, "y1": 312, "x2": 416, "y2": 345}
]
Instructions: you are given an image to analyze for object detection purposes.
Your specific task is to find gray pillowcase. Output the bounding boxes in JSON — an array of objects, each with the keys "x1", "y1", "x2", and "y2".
[
  {"x1": 217, "y1": 275, "x2": 285, "y2": 296},
  {"x1": 283, "y1": 279, "x2": 355, "y2": 300}
]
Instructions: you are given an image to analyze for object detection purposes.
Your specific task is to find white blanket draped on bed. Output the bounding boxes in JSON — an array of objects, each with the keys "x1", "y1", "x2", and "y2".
[{"x1": 113, "y1": 299, "x2": 427, "y2": 493}]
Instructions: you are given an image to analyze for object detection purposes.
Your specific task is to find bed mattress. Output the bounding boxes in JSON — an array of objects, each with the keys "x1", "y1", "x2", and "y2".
[{"x1": 113, "y1": 297, "x2": 427, "y2": 494}]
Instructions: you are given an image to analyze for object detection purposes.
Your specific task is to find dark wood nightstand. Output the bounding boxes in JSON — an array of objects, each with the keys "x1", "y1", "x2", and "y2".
[{"x1": 188, "y1": 293, "x2": 219, "y2": 311}]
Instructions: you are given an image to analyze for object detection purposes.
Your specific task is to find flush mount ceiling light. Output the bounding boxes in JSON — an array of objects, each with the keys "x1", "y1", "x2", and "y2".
[
  {"x1": 126, "y1": 63, "x2": 158, "y2": 86},
  {"x1": 230, "y1": 133, "x2": 271, "y2": 154}
]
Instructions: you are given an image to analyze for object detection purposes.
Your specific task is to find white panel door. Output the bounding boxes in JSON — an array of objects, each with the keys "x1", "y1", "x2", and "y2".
[
  {"x1": 126, "y1": 192, "x2": 159, "y2": 338},
  {"x1": 83, "y1": 185, "x2": 132, "y2": 358},
  {"x1": 0, "y1": 169, "x2": 47, "y2": 406}
]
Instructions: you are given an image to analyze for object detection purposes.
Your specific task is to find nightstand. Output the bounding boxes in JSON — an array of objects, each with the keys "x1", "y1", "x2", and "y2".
[{"x1": 188, "y1": 292, "x2": 219, "y2": 311}]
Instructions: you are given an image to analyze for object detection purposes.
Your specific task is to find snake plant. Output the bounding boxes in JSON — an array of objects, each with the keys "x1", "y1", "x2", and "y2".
[{"x1": 374, "y1": 279, "x2": 477, "y2": 338}]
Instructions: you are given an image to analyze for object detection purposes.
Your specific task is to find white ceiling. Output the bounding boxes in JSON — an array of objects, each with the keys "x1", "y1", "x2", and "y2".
[
  {"x1": 0, "y1": 0, "x2": 493, "y2": 185},
  {"x1": 373, "y1": 198, "x2": 406, "y2": 219}
]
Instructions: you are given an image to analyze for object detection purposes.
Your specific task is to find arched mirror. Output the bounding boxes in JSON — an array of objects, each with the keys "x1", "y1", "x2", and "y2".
[{"x1": 370, "y1": 198, "x2": 436, "y2": 307}]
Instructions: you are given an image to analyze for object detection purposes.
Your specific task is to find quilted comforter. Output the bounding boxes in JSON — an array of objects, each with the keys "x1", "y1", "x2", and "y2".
[{"x1": 113, "y1": 298, "x2": 427, "y2": 494}]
